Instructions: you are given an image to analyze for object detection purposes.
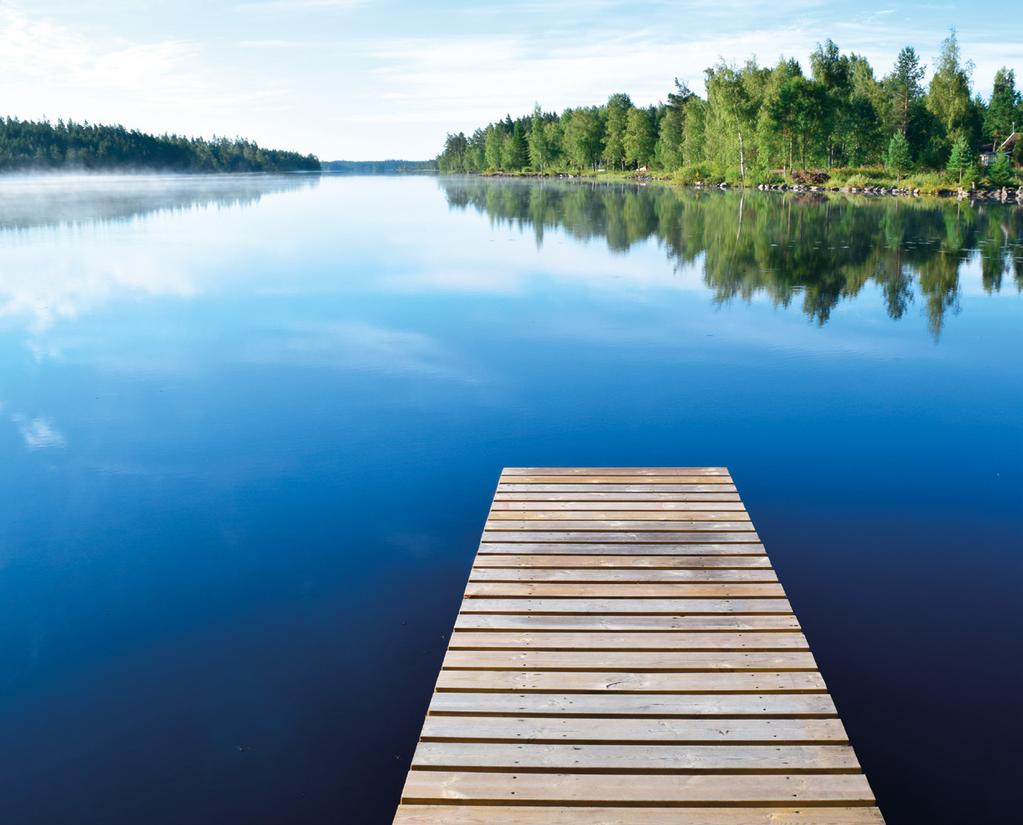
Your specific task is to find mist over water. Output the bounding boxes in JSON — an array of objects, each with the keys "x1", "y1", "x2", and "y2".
[
  {"x1": 0, "y1": 173, "x2": 319, "y2": 232},
  {"x1": 0, "y1": 174, "x2": 1019, "y2": 825}
]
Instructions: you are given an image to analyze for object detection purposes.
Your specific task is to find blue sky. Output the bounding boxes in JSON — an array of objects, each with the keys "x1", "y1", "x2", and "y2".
[{"x1": 2, "y1": 1, "x2": 1021, "y2": 160}]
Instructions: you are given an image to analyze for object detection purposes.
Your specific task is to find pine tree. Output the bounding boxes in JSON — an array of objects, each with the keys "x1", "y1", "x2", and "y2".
[
  {"x1": 527, "y1": 105, "x2": 550, "y2": 171},
  {"x1": 984, "y1": 68, "x2": 1020, "y2": 149},
  {"x1": 987, "y1": 152, "x2": 1014, "y2": 186},
  {"x1": 945, "y1": 135, "x2": 973, "y2": 185},
  {"x1": 886, "y1": 132, "x2": 912, "y2": 181},
  {"x1": 886, "y1": 47, "x2": 925, "y2": 137}
]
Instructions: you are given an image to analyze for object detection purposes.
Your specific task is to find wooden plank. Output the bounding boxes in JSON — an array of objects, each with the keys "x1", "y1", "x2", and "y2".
[
  {"x1": 454, "y1": 615, "x2": 802, "y2": 632},
  {"x1": 464, "y1": 583, "x2": 786, "y2": 599},
  {"x1": 418, "y1": 716, "x2": 849, "y2": 744},
  {"x1": 411, "y1": 742, "x2": 858, "y2": 772},
  {"x1": 482, "y1": 532, "x2": 760, "y2": 543},
  {"x1": 498, "y1": 484, "x2": 739, "y2": 493},
  {"x1": 491, "y1": 501, "x2": 748, "y2": 511},
  {"x1": 488, "y1": 511, "x2": 752, "y2": 521},
  {"x1": 484, "y1": 521, "x2": 756, "y2": 531},
  {"x1": 504, "y1": 476, "x2": 737, "y2": 485},
  {"x1": 495, "y1": 492, "x2": 744, "y2": 501},
  {"x1": 478, "y1": 543, "x2": 768, "y2": 555},
  {"x1": 391, "y1": 469, "x2": 884, "y2": 825},
  {"x1": 469, "y1": 569, "x2": 779, "y2": 582},
  {"x1": 427, "y1": 692, "x2": 836, "y2": 717},
  {"x1": 434, "y1": 671, "x2": 828, "y2": 694},
  {"x1": 460, "y1": 598, "x2": 794, "y2": 615},
  {"x1": 473, "y1": 555, "x2": 774, "y2": 568},
  {"x1": 401, "y1": 770, "x2": 874, "y2": 804},
  {"x1": 502, "y1": 468, "x2": 732, "y2": 476},
  {"x1": 394, "y1": 806, "x2": 886, "y2": 824},
  {"x1": 442, "y1": 651, "x2": 816, "y2": 672},
  {"x1": 488, "y1": 507, "x2": 752, "y2": 519},
  {"x1": 447, "y1": 631, "x2": 808, "y2": 651}
]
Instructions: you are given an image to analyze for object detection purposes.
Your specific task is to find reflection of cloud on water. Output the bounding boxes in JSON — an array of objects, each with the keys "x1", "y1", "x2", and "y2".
[
  {"x1": 1, "y1": 401, "x2": 66, "y2": 449},
  {"x1": 0, "y1": 173, "x2": 319, "y2": 335},
  {"x1": 15, "y1": 416, "x2": 66, "y2": 449},
  {"x1": 0, "y1": 252, "x2": 199, "y2": 334},
  {"x1": 242, "y1": 321, "x2": 479, "y2": 383}
]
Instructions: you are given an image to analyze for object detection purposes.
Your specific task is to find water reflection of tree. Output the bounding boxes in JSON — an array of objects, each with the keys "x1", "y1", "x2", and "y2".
[
  {"x1": 440, "y1": 178, "x2": 1022, "y2": 336},
  {"x1": 0, "y1": 174, "x2": 319, "y2": 233}
]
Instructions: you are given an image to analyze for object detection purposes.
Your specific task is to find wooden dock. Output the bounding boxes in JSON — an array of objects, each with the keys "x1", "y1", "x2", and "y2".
[{"x1": 392, "y1": 468, "x2": 885, "y2": 824}]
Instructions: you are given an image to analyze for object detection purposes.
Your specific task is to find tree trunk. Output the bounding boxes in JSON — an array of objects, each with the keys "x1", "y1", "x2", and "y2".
[{"x1": 737, "y1": 129, "x2": 745, "y2": 180}]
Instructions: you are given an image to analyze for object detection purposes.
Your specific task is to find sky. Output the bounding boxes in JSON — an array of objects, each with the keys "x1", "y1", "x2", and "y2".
[{"x1": 1, "y1": 1, "x2": 1021, "y2": 161}]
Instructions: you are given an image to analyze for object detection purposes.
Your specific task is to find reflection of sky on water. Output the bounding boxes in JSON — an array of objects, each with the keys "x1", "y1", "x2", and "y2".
[{"x1": 0, "y1": 174, "x2": 1020, "y2": 825}]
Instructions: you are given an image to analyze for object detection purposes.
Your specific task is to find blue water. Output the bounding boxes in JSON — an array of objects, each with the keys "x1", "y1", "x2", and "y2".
[{"x1": 0, "y1": 174, "x2": 1020, "y2": 824}]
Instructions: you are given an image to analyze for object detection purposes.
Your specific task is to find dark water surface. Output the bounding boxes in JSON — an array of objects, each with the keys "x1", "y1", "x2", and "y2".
[{"x1": 0, "y1": 174, "x2": 1020, "y2": 824}]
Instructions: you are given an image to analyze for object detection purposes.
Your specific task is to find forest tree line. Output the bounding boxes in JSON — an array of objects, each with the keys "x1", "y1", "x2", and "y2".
[
  {"x1": 0, "y1": 118, "x2": 320, "y2": 173},
  {"x1": 437, "y1": 32, "x2": 1022, "y2": 187}
]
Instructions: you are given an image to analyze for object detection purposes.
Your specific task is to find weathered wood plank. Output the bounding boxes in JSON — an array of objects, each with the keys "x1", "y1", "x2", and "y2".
[
  {"x1": 434, "y1": 670, "x2": 828, "y2": 694},
  {"x1": 482, "y1": 524, "x2": 757, "y2": 536},
  {"x1": 498, "y1": 484, "x2": 739, "y2": 493},
  {"x1": 442, "y1": 651, "x2": 817, "y2": 672},
  {"x1": 427, "y1": 692, "x2": 836, "y2": 718},
  {"x1": 401, "y1": 770, "x2": 874, "y2": 804},
  {"x1": 453, "y1": 615, "x2": 802, "y2": 632},
  {"x1": 492, "y1": 501, "x2": 749, "y2": 511},
  {"x1": 411, "y1": 742, "x2": 858, "y2": 772},
  {"x1": 393, "y1": 806, "x2": 886, "y2": 824},
  {"x1": 418, "y1": 716, "x2": 849, "y2": 744},
  {"x1": 460, "y1": 598, "x2": 794, "y2": 615},
  {"x1": 495, "y1": 492, "x2": 744, "y2": 502},
  {"x1": 489, "y1": 510, "x2": 751, "y2": 520},
  {"x1": 482, "y1": 532, "x2": 760, "y2": 543},
  {"x1": 469, "y1": 569, "x2": 779, "y2": 583},
  {"x1": 473, "y1": 554, "x2": 774, "y2": 568},
  {"x1": 502, "y1": 468, "x2": 732, "y2": 476},
  {"x1": 448, "y1": 631, "x2": 808, "y2": 651},
  {"x1": 478, "y1": 542, "x2": 768, "y2": 555},
  {"x1": 504, "y1": 476, "x2": 737, "y2": 485},
  {"x1": 464, "y1": 583, "x2": 786, "y2": 599}
]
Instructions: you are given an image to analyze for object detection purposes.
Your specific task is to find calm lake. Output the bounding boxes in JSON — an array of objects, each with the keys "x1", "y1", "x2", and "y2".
[{"x1": 0, "y1": 174, "x2": 1020, "y2": 824}]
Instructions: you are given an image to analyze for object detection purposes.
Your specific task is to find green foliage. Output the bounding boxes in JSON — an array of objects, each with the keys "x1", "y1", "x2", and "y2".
[
  {"x1": 945, "y1": 135, "x2": 974, "y2": 185},
  {"x1": 563, "y1": 108, "x2": 603, "y2": 169},
  {"x1": 654, "y1": 108, "x2": 684, "y2": 169},
  {"x1": 527, "y1": 106, "x2": 551, "y2": 171},
  {"x1": 984, "y1": 68, "x2": 1021, "y2": 147},
  {"x1": 885, "y1": 47, "x2": 926, "y2": 138},
  {"x1": 602, "y1": 93, "x2": 632, "y2": 169},
  {"x1": 987, "y1": 152, "x2": 1015, "y2": 186},
  {"x1": 0, "y1": 117, "x2": 319, "y2": 172},
  {"x1": 624, "y1": 108, "x2": 656, "y2": 167},
  {"x1": 886, "y1": 132, "x2": 913, "y2": 179},
  {"x1": 926, "y1": 29, "x2": 976, "y2": 155},
  {"x1": 436, "y1": 33, "x2": 1020, "y2": 186},
  {"x1": 501, "y1": 123, "x2": 528, "y2": 170}
]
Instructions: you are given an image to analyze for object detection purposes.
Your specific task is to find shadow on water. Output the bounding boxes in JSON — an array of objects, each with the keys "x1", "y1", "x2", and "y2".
[
  {"x1": 0, "y1": 173, "x2": 320, "y2": 233},
  {"x1": 440, "y1": 176, "x2": 1023, "y2": 337}
]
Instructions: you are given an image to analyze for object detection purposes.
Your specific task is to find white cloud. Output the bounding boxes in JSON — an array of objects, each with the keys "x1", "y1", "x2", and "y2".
[{"x1": 235, "y1": 0, "x2": 364, "y2": 12}]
